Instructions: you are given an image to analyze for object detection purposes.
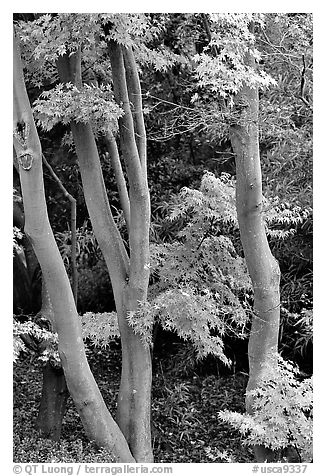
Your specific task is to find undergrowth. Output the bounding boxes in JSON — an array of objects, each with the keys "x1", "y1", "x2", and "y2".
[{"x1": 13, "y1": 343, "x2": 252, "y2": 463}]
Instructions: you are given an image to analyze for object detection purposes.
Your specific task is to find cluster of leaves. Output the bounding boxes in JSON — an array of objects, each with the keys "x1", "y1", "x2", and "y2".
[
  {"x1": 263, "y1": 198, "x2": 312, "y2": 240},
  {"x1": 16, "y1": 13, "x2": 158, "y2": 79},
  {"x1": 144, "y1": 172, "x2": 252, "y2": 361},
  {"x1": 13, "y1": 226, "x2": 23, "y2": 255},
  {"x1": 13, "y1": 311, "x2": 122, "y2": 365},
  {"x1": 218, "y1": 355, "x2": 313, "y2": 462},
  {"x1": 33, "y1": 83, "x2": 123, "y2": 136},
  {"x1": 80, "y1": 312, "x2": 119, "y2": 347},
  {"x1": 17, "y1": 14, "x2": 101, "y2": 61},
  {"x1": 280, "y1": 307, "x2": 313, "y2": 360},
  {"x1": 146, "y1": 171, "x2": 311, "y2": 362},
  {"x1": 13, "y1": 319, "x2": 60, "y2": 366},
  {"x1": 16, "y1": 13, "x2": 180, "y2": 94},
  {"x1": 80, "y1": 167, "x2": 307, "y2": 365},
  {"x1": 194, "y1": 14, "x2": 276, "y2": 100},
  {"x1": 190, "y1": 13, "x2": 273, "y2": 134},
  {"x1": 15, "y1": 14, "x2": 103, "y2": 88}
]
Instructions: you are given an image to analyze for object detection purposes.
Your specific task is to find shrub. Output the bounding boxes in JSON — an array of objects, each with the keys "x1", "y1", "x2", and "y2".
[{"x1": 218, "y1": 355, "x2": 313, "y2": 462}]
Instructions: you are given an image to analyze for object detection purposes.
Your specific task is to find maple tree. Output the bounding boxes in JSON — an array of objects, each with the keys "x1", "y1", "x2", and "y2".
[{"x1": 13, "y1": 13, "x2": 312, "y2": 463}]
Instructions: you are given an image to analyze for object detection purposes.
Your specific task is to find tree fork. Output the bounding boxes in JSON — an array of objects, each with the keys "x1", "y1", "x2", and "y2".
[
  {"x1": 108, "y1": 40, "x2": 153, "y2": 462},
  {"x1": 57, "y1": 46, "x2": 153, "y2": 462}
]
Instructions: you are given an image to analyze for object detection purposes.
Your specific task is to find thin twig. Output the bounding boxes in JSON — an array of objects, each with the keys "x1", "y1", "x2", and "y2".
[{"x1": 144, "y1": 93, "x2": 195, "y2": 112}]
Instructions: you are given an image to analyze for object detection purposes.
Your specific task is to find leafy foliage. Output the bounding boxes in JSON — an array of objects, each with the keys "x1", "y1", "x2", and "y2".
[
  {"x1": 14, "y1": 344, "x2": 252, "y2": 463},
  {"x1": 56, "y1": 222, "x2": 100, "y2": 269},
  {"x1": 13, "y1": 311, "x2": 120, "y2": 364},
  {"x1": 146, "y1": 171, "x2": 311, "y2": 364},
  {"x1": 257, "y1": 14, "x2": 312, "y2": 209},
  {"x1": 145, "y1": 172, "x2": 252, "y2": 361},
  {"x1": 14, "y1": 435, "x2": 115, "y2": 464},
  {"x1": 219, "y1": 355, "x2": 313, "y2": 462},
  {"x1": 13, "y1": 226, "x2": 23, "y2": 255},
  {"x1": 280, "y1": 307, "x2": 313, "y2": 359},
  {"x1": 80, "y1": 312, "x2": 119, "y2": 347},
  {"x1": 263, "y1": 198, "x2": 311, "y2": 240},
  {"x1": 13, "y1": 319, "x2": 60, "y2": 366},
  {"x1": 194, "y1": 14, "x2": 276, "y2": 100},
  {"x1": 33, "y1": 83, "x2": 123, "y2": 135},
  {"x1": 13, "y1": 13, "x2": 313, "y2": 463},
  {"x1": 16, "y1": 13, "x2": 179, "y2": 90}
]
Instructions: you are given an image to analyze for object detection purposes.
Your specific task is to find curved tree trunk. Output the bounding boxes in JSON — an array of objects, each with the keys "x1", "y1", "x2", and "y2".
[
  {"x1": 229, "y1": 49, "x2": 281, "y2": 463},
  {"x1": 13, "y1": 32, "x2": 134, "y2": 463}
]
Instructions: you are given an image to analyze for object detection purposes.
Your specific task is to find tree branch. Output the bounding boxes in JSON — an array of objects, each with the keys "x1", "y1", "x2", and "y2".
[
  {"x1": 103, "y1": 131, "x2": 130, "y2": 232},
  {"x1": 108, "y1": 40, "x2": 151, "y2": 288},
  {"x1": 298, "y1": 54, "x2": 312, "y2": 109},
  {"x1": 123, "y1": 47, "x2": 147, "y2": 168},
  {"x1": 108, "y1": 41, "x2": 144, "y2": 194}
]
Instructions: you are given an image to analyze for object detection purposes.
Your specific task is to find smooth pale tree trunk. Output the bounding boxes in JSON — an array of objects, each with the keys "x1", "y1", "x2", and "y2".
[
  {"x1": 56, "y1": 41, "x2": 153, "y2": 462},
  {"x1": 229, "y1": 49, "x2": 281, "y2": 463},
  {"x1": 13, "y1": 33, "x2": 135, "y2": 463}
]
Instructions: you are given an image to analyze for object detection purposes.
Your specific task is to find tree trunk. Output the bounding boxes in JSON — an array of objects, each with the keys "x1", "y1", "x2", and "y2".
[
  {"x1": 109, "y1": 41, "x2": 153, "y2": 463},
  {"x1": 56, "y1": 41, "x2": 153, "y2": 462},
  {"x1": 36, "y1": 363, "x2": 69, "y2": 440},
  {"x1": 116, "y1": 287, "x2": 152, "y2": 462},
  {"x1": 229, "y1": 49, "x2": 281, "y2": 463},
  {"x1": 13, "y1": 32, "x2": 135, "y2": 463},
  {"x1": 35, "y1": 278, "x2": 69, "y2": 440},
  {"x1": 58, "y1": 42, "x2": 153, "y2": 462}
]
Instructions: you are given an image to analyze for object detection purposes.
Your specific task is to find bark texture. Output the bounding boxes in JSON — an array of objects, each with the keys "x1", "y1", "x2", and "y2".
[
  {"x1": 14, "y1": 32, "x2": 134, "y2": 463},
  {"x1": 229, "y1": 50, "x2": 281, "y2": 463}
]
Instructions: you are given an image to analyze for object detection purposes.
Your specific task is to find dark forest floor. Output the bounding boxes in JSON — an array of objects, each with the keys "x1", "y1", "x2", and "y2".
[{"x1": 13, "y1": 340, "x2": 253, "y2": 463}]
